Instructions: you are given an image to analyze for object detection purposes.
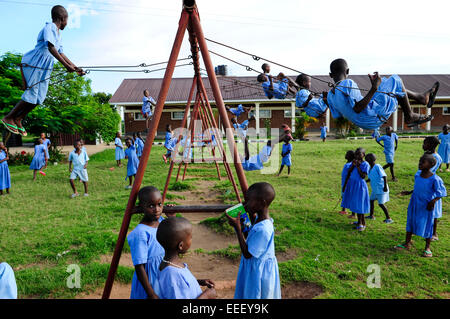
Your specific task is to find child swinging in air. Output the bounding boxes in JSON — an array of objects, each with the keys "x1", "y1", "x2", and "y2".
[
  {"x1": 326, "y1": 59, "x2": 439, "y2": 131},
  {"x1": 257, "y1": 72, "x2": 298, "y2": 100},
  {"x1": 226, "y1": 104, "x2": 253, "y2": 119},
  {"x1": 295, "y1": 74, "x2": 328, "y2": 120},
  {"x1": 142, "y1": 89, "x2": 156, "y2": 127},
  {"x1": 375, "y1": 126, "x2": 399, "y2": 181},
  {"x1": 225, "y1": 182, "x2": 281, "y2": 299},
  {"x1": 1, "y1": 5, "x2": 84, "y2": 136},
  {"x1": 231, "y1": 116, "x2": 255, "y2": 140}
]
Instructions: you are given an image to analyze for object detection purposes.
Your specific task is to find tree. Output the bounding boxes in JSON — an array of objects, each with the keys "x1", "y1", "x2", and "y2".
[
  {"x1": 293, "y1": 112, "x2": 317, "y2": 140},
  {"x1": 0, "y1": 52, "x2": 23, "y2": 118}
]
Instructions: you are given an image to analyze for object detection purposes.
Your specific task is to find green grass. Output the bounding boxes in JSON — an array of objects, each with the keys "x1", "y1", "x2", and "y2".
[{"x1": 0, "y1": 140, "x2": 449, "y2": 299}]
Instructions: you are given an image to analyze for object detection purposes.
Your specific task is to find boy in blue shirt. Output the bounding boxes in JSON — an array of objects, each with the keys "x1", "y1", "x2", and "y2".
[
  {"x1": 375, "y1": 126, "x2": 398, "y2": 181},
  {"x1": 69, "y1": 140, "x2": 89, "y2": 197},
  {"x1": 257, "y1": 72, "x2": 298, "y2": 100},
  {"x1": 277, "y1": 137, "x2": 292, "y2": 176}
]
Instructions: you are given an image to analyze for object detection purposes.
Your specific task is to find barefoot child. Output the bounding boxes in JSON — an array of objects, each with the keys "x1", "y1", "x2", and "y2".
[
  {"x1": 29, "y1": 138, "x2": 47, "y2": 180},
  {"x1": 115, "y1": 132, "x2": 125, "y2": 167},
  {"x1": 1, "y1": 5, "x2": 84, "y2": 136},
  {"x1": 295, "y1": 74, "x2": 328, "y2": 120},
  {"x1": 375, "y1": 126, "x2": 398, "y2": 181},
  {"x1": 68, "y1": 140, "x2": 89, "y2": 198},
  {"x1": 127, "y1": 186, "x2": 175, "y2": 299},
  {"x1": 156, "y1": 217, "x2": 217, "y2": 299},
  {"x1": 437, "y1": 124, "x2": 450, "y2": 172},
  {"x1": 365, "y1": 153, "x2": 393, "y2": 223},
  {"x1": 339, "y1": 150, "x2": 355, "y2": 216},
  {"x1": 124, "y1": 137, "x2": 139, "y2": 189},
  {"x1": 225, "y1": 182, "x2": 281, "y2": 299},
  {"x1": 342, "y1": 148, "x2": 370, "y2": 231},
  {"x1": 320, "y1": 122, "x2": 328, "y2": 142},
  {"x1": 396, "y1": 154, "x2": 446, "y2": 257},
  {"x1": 277, "y1": 137, "x2": 292, "y2": 176},
  {"x1": 326, "y1": 59, "x2": 439, "y2": 131},
  {"x1": 0, "y1": 143, "x2": 11, "y2": 195}
]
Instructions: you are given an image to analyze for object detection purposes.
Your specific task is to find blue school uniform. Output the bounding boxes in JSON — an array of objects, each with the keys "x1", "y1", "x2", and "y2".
[
  {"x1": 320, "y1": 126, "x2": 327, "y2": 139},
  {"x1": 341, "y1": 162, "x2": 353, "y2": 207},
  {"x1": 127, "y1": 222, "x2": 165, "y2": 299},
  {"x1": 142, "y1": 96, "x2": 156, "y2": 117},
  {"x1": 368, "y1": 164, "x2": 389, "y2": 204},
  {"x1": 21, "y1": 22, "x2": 63, "y2": 105},
  {"x1": 42, "y1": 138, "x2": 51, "y2": 160},
  {"x1": 115, "y1": 138, "x2": 125, "y2": 161},
  {"x1": 431, "y1": 153, "x2": 442, "y2": 174},
  {"x1": 341, "y1": 161, "x2": 370, "y2": 214},
  {"x1": 327, "y1": 75, "x2": 405, "y2": 130},
  {"x1": 377, "y1": 133, "x2": 398, "y2": 164},
  {"x1": 230, "y1": 104, "x2": 245, "y2": 117},
  {"x1": 295, "y1": 89, "x2": 328, "y2": 118},
  {"x1": 233, "y1": 120, "x2": 250, "y2": 139},
  {"x1": 281, "y1": 143, "x2": 292, "y2": 166},
  {"x1": 234, "y1": 219, "x2": 281, "y2": 299},
  {"x1": 406, "y1": 172, "x2": 446, "y2": 238},
  {"x1": 29, "y1": 144, "x2": 46, "y2": 170},
  {"x1": 0, "y1": 262, "x2": 17, "y2": 299},
  {"x1": 242, "y1": 145, "x2": 272, "y2": 171},
  {"x1": 262, "y1": 78, "x2": 288, "y2": 99},
  {"x1": 164, "y1": 132, "x2": 174, "y2": 150},
  {"x1": 158, "y1": 264, "x2": 203, "y2": 299},
  {"x1": 69, "y1": 149, "x2": 89, "y2": 182},
  {"x1": 437, "y1": 133, "x2": 450, "y2": 163},
  {"x1": 0, "y1": 150, "x2": 11, "y2": 190},
  {"x1": 135, "y1": 137, "x2": 144, "y2": 157},
  {"x1": 125, "y1": 145, "x2": 139, "y2": 179}
]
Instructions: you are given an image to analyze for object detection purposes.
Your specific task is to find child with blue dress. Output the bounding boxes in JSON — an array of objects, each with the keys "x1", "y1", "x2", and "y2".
[
  {"x1": 127, "y1": 186, "x2": 175, "y2": 299},
  {"x1": 342, "y1": 148, "x2": 370, "y2": 231},
  {"x1": 114, "y1": 132, "x2": 125, "y2": 167},
  {"x1": 157, "y1": 217, "x2": 216, "y2": 299},
  {"x1": 226, "y1": 104, "x2": 252, "y2": 119},
  {"x1": 339, "y1": 150, "x2": 355, "y2": 217},
  {"x1": 135, "y1": 132, "x2": 145, "y2": 160},
  {"x1": 277, "y1": 138, "x2": 292, "y2": 176},
  {"x1": 0, "y1": 142, "x2": 11, "y2": 195},
  {"x1": 257, "y1": 73, "x2": 298, "y2": 100},
  {"x1": 40, "y1": 133, "x2": 51, "y2": 164},
  {"x1": 295, "y1": 74, "x2": 328, "y2": 120},
  {"x1": 1, "y1": 5, "x2": 84, "y2": 137},
  {"x1": 437, "y1": 124, "x2": 450, "y2": 172},
  {"x1": 375, "y1": 126, "x2": 399, "y2": 181},
  {"x1": 366, "y1": 153, "x2": 393, "y2": 223},
  {"x1": 69, "y1": 140, "x2": 89, "y2": 198},
  {"x1": 0, "y1": 262, "x2": 17, "y2": 299},
  {"x1": 142, "y1": 89, "x2": 156, "y2": 119},
  {"x1": 225, "y1": 182, "x2": 281, "y2": 299},
  {"x1": 320, "y1": 123, "x2": 328, "y2": 142},
  {"x1": 29, "y1": 138, "x2": 48, "y2": 180},
  {"x1": 396, "y1": 154, "x2": 446, "y2": 257},
  {"x1": 231, "y1": 116, "x2": 255, "y2": 140},
  {"x1": 326, "y1": 59, "x2": 439, "y2": 131},
  {"x1": 163, "y1": 125, "x2": 174, "y2": 164},
  {"x1": 240, "y1": 133, "x2": 287, "y2": 172},
  {"x1": 124, "y1": 138, "x2": 139, "y2": 189}
]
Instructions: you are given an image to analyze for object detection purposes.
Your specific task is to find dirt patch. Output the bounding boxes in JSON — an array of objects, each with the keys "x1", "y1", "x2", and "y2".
[
  {"x1": 277, "y1": 248, "x2": 299, "y2": 262},
  {"x1": 282, "y1": 281, "x2": 324, "y2": 299}
]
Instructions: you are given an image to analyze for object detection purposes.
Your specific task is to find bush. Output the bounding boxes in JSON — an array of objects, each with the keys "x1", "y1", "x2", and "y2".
[
  {"x1": 8, "y1": 151, "x2": 33, "y2": 166},
  {"x1": 293, "y1": 113, "x2": 317, "y2": 140},
  {"x1": 48, "y1": 146, "x2": 67, "y2": 163}
]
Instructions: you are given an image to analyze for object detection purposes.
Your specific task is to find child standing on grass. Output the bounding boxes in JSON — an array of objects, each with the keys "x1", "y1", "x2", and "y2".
[
  {"x1": 277, "y1": 137, "x2": 292, "y2": 176},
  {"x1": 127, "y1": 186, "x2": 175, "y2": 299},
  {"x1": 365, "y1": 153, "x2": 393, "y2": 223},
  {"x1": 68, "y1": 140, "x2": 89, "y2": 198},
  {"x1": 124, "y1": 138, "x2": 139, "y2": 190},
  {"x1": 29, "y1": 138, "x2": 47, "y2": 180},
  {"x1": 157, "y1": 217, "x2": 216, "y2": 299},
  {"x1": 40, "y1": 133, "x2": 51, "y2": 166},
  {"x1": 0, "y1": 142, "x2": 11, "y2": 195},
  {"x1": 115, "y1": 132, "x2": 125, "y2": 167},
  {"x1": 423, "y1": 136, "x2": 442, "y2": 174},
  {"x1": 396, "y1": 154, "x2": 446, "y2": 257},
  {"x1": 135, "y1": 132, "x2": 145, "y2": 160},
  {"x1": 437, "y1": 124, "x2": 450, "y2": 172},
  {"x1": 339, "y1": 150, "x2": 355, "y2": 217},
  {"x1": 226, "y1": 182, "x2": 281, "y2": 299},
  {"x1": 163, "y1": 125, "x2": 174, "y2": 164},
  {"x1": 320, "y1": 122, "x2": 327, "y2": 142},
  {"x1": 0, "y1": 262, "x2": 17, "y2": 299},
  {"x1": 375, "y1": 126, "x2": 398, "y2": 181},
  {"x1": 342, "y1": 148, "x2": 370, "y2": 231}
]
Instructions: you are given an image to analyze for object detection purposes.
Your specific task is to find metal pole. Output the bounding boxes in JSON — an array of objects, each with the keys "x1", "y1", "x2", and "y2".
[{"x1": 102, "y1": 9, "x2": 189, "y2": 299}]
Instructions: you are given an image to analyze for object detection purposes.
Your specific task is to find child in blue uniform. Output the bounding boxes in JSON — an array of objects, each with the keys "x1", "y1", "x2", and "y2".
[
  {"x1": 225, "y1": 182, "x2": 281, "y2": 299},
  {"x1": 366, "y1": 153, "x2": 393, "y2": 223},
  {"x1": 127, "y1": 186, "x2": 175, "y2": 299},
  {"x1": 226, "y1": 104, "x2": 253, "y2": 119},
  {"x1": 422, "y1": 136, "x2": 442, "y2": 174},
  {"x1": 326, "y1": 59, "x2": 439, "y2": 131},
  {"x1": 135, "y1": 132, "x2": 145, "y2": 160},
  {"x1": 0, "y1": 143, "x2": 11, "y2": 195},
  {"x1": 142, "y1": 89, "x2": 156, "y2": 119},
  {"x1": 231, "y1": 116, "x2": 255, "y2": 140},
  {"x1": 29, "y1": 138, "x2": 48, "y2": 180},
  {"x1": 437, "y1": 124, "x2": 450, "y2": 172},
  {"x1": 342, "y1": 148, "x2": 370, "y2": 231},
  {"x1": 375, "y1": 126, "x2": 399, "y2": 181},
  {"x1": 257, "y1": 73, "x2": 298, "y2": 100},
  {"x1": 41, "y1": 133, "x2": 51, "y2": 164},
  {"x1": 163, "y1": 125, "x2": 174, "y2": 164},
  {"x1": 277, "y1": 138, "x2": 292, "y2": 176},
  {"x1": 339, "y1": 150, "x2": 355, "y2": 217},
  {"x1": 157, "y1": 217, "x2": 216, "y2": 299},
  {"x1": 124, "y1": 138, "x2": 139, "y2": 189},
  {"x1": 320, "y1": 122, "x2": 328, "y2": 142},
  {"x1": 295, "y1": 74, "x2": 328, "y2": 120},
  {"x1": 115, "y1": 132, "x2": 125, "y2": 167},
  {"x1": 0, "y1": 262, "x2": 17, "y2": 299},
  {"x1": 1, "y1": 5, "x2": 84, "y2": 137},
  {"x1": 396, "y1": 154, "x2": 446, "y2": 257},
  {"x1": 69, "y1": 140, "x2": 89, "y2": 198}
]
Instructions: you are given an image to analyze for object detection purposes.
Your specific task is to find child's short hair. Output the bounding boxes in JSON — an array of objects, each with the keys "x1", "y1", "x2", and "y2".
[
  {"x1": 73, "y1": 139, "x2": 81, "y2": 147},
  {"x1": 166, "y1": 124, "x2": 172, "y2": 131},
  {"x1": 355, "y1": 147, "x2": 365, "y2": 156},
  {"x1": 257, "y1": 73, "x2": 267, "y2": 83},
  {"x1": 421, "y1": 153, "x2": 437, "y2": 167},
  {"x1": 261, "y1": 63, "x2": 270, "y2": 72},
  {"x1": 424, "y1": 136, "x2": 440, "y2": 151},
  {"x1": 51, "y1": 5, "x2": 67, "y2": 21},
  {"x1": 345, "y1": 150, "x2": 355, "y2": 161},
  {"x1": 247, "y1": 182, "x2": 276, "y2": 205},
  {"x1": 365, "y1": 153, "x2": 376, "y2": 162},
  {"x1": 295, "y1": 73, "x2": 310, "y2": 87},
  {"x1": 156, "y1": 217, "x2": 192, "y2": 250},
  {"x1": 444, "y1": 124, "x2": 449, "y2": 130},
  {"x1": 330, "y1": 58, "x2": 348, "y2": 75},
  {"x1": 134, "y1": 186, "x2": 161, "y2": 214}
]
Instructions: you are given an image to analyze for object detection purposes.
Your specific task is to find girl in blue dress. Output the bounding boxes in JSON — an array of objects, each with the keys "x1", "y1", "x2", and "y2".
[
  {"x1": 295, "y1": 74, "x2": 328, "y2": 120},
  {"x1": 29, "y1": 138, "x2": 48, "y2": 180},
  {"x1": 135, "y1": 132, "x2": 145, "y2": 160},
  {"x1": 156, "y1": 217, "x2": 216, "y2": 299},
  {"x1": 422, "y1": 136, "x2": 442, "y2": 174},
  {"x1": 124, "y1": 138, "x2": 139, "y2": 190},
  {"x1": 437, "y1": 124, "x2": 450, "y2": 172},
  {"x1": 0, "y1": 143, "x2": 11, "y2": 195},
  {"x1": 277, "y1": 138, "x2": 292, "y2": 176},
  {"x1": 320, "y1": 123, "x2": 328, "y2": 142},
  {"x1": 114, "y1": 132, "x2": 125, "y2": 167},
  {"x1": 225, "y1": 182, "x2": 281, "y2": 299},
  {"x1": 339, "y1": 150, "x2": 355, "y2": 217},
  {"x1": 375, "y1": 126, "x2": 399, "y2": 181},
  {"x1": 0, "y1": 262, "x2": 17, "y2": 299},
  {"x1": 127, "y1": 186, "x2": 175, "y2": 299},
  {"x1": 396, "y1": 154, "x2": 446, "y2": 257},
  {"x1": 342, "y1": 148, "x2": 370, "y2": 231},
  {"x1": 163, "y1": 125, "x2": 174, "y2": 164},
  {"x1": 40, "y1": 133, "x2": 51, "y2": 164},
  {"x1": 1, "y1": 5, "x2": 84, "y2": 137}
]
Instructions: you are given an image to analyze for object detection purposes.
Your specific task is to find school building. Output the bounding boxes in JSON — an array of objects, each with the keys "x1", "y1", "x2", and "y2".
[{"x1": 109, "y1": 74, "x2": 450, "y2": 138}]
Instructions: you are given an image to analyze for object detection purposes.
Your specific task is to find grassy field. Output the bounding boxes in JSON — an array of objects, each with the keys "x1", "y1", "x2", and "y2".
[{"x1": 0, "y1": 139, "x2": 448, "y2": 299}]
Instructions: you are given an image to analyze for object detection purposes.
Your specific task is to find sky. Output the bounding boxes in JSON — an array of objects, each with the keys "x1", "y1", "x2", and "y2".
[{"x1": 1, "y1": 0, "x2": 450, "y2": 95}]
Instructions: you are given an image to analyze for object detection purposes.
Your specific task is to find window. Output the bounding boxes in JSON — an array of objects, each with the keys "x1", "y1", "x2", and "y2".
[
  {"x1": 259, "y1": 109, "x2": 272, "y2": 118},
  {"x1": 284, "y1": 109, "x2": 301, "y2": 118},
  {"x1": 443, "y1": 107, "x2": 450, "y2": 115},
  {"x1": 171, "y1": 111, "x2": 185, "y2": 120},
  {"x1": 134, "y1": 112, "x2": 145, "y2": 121}
]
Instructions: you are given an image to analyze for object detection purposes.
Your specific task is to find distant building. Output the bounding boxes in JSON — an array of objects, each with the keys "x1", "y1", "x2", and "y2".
[{"x1": 109, "y1": 74, "x2": 450, "y2": 137}]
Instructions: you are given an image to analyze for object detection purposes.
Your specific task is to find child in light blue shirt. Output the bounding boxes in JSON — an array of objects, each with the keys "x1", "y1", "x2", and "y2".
[
  {"x1": 69, "y1": 140, "x2": 89, "y2": 197},
  {"x1": 366, "y1": 153, "x2": 392, "y2": 223}
]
